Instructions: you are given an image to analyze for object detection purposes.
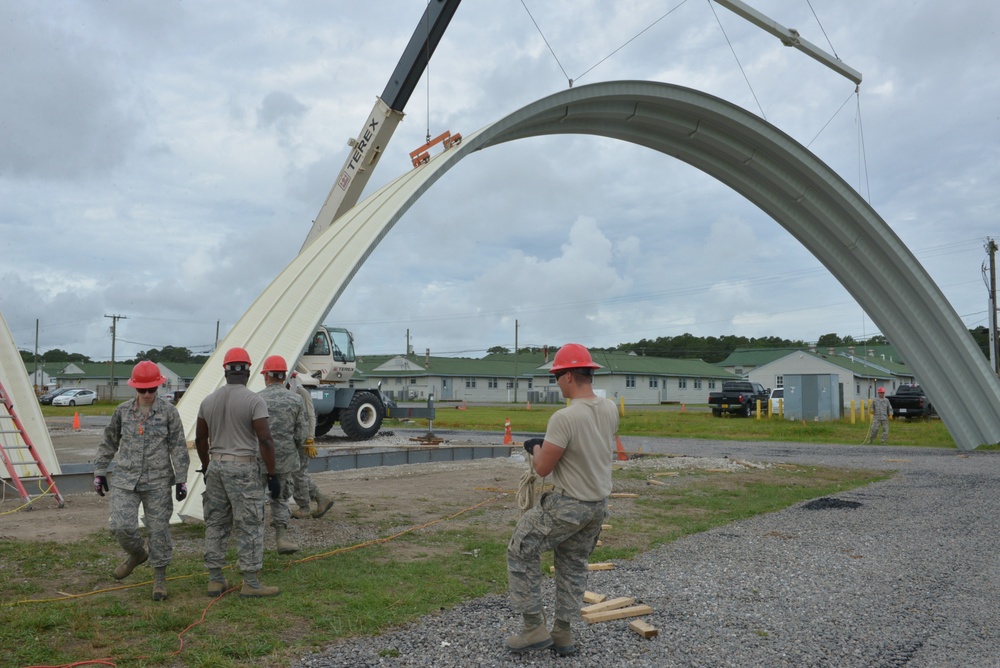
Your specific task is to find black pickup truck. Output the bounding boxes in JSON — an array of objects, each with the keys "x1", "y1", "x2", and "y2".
[
  {"x1": 708, "y1": 380, "x2": 770, "y2": 417},
  {"x1": 887, "y1": 385, "x2": 935, "y2": 419}
]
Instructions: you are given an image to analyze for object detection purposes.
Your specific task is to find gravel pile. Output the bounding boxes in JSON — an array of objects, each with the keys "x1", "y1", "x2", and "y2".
[{"x1": 292, "y1": 437, "x2": 1000, "y2": 668}]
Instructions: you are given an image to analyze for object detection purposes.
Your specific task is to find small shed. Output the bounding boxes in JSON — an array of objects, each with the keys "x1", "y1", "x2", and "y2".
[{"x1": 781, "y1": 374, "x2": 841, "y2": 421}]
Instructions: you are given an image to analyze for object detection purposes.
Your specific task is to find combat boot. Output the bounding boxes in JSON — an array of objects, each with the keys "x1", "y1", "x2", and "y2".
[
  {"x1": 312, "y1": 493, "x2": 334, "y2": 519},
  {"x1": 550, "y1": 620, "x2": 577, "y2": 656},
  {"x1": 206, "y1": 569, "x2": 229, "y2": 597},
  {"x1": 275, "y1": 525, "x2": 300, "y2": 554},
  {"x1": 240, "y1": 572, "x2": 280, "y2": 598},
  {"x1": 505, "y1": 613, "x2": 552, "y2": 652},
  {"x1": 113, "y1": 547, "x2": 148, "y2": 580},
  {"x1": 152, "y1": 566, "x2": 168, "y2": 601},
  {"x1": 290, "y1": 506, "x2": 311, "y2": 519}
]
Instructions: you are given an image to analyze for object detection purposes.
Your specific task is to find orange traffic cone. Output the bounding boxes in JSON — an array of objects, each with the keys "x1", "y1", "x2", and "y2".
[
  {"x1": 681, "y1": 403, "x2": 686, "y2": 413},
  {"x1": 503, "y1": 418, "x2": 513, "y2": 445},
  {"x1": 615, "y1": 435, "x2": 628, "y2": 461},
  {"x1": 526, "y1": 400, "x2": 531, "y2": 411},
  {"x1": 73, "y1": 412, "x2": 81, "y2": 430}
]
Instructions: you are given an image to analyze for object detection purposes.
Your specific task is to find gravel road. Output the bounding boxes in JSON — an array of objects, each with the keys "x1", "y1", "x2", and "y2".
[{"x1": 293, "y1": 437, "x2": 1000, "y2": 668}]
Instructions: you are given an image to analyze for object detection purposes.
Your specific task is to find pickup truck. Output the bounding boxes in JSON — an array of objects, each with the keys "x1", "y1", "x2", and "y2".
[
  {"x1": 708, "y1": 380, "x2": 770, "y2": 417},
  {"x1": 887, "y1": 385, "x2": 935, "y2": 419}
]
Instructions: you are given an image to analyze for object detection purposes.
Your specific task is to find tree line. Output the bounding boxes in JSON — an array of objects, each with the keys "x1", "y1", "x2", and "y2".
[{"x1": 20, "y1": 327, "x2": 995, "y2": 367}]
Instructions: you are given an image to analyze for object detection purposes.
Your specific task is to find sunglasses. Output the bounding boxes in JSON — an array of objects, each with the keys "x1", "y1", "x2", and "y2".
[
  {"x1": 552, "y1": 370, "x2": 569, "y2": 381},
  {"x1": 136, "y1": 387, "x2": 157, "y2": 394}
]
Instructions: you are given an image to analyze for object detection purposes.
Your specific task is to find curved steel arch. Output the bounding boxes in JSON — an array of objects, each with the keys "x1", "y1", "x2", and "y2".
[{"x1": 178, "y1": 80, "x2": 1000, "y2": 485}]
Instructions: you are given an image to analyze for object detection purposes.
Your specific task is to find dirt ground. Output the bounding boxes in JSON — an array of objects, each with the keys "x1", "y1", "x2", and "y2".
[{"x1": 0, "y1": 424, "x2": 532, "y2": 546}]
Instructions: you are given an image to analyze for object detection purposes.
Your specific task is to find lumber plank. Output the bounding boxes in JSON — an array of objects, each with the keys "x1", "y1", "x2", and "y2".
[
  {"x1": 583, "y1": 604, "x2": 654, "y2": 624},
  {"x1": 582, "y1": 591, "x2": 607, "y2": 604},
  {"x1": 629, "y1": 619, "x2": 659, "y2": 638},
  {"x1": 587, "y1": 562, "x2": 615, "y2": 571},
  {"x1": 610, "y1": 493, "x2": 639, "y2": 498},
  {"x1": 581, "y1": 596, "x2": 634, "y2": 614}
]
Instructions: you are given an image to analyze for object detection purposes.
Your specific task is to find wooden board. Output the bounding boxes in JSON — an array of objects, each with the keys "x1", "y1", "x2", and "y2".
[
  {"x1": 581, "y1": 597, "x2": 635, "y2": 615},
  {"x1": 587, "y1": 562, "x2": 615, "y2": 571},
  {"x1": 629, "y1": 619, "x2": 659, "y2": 638},
  {"x1": 610, "y1": 493, "x2": 639, "y2": 498},
  {"x1": 582, "y1": 591, "x2": 607, "y2": 604},
  {"x1": 583, "y1": 605, "x2": 654, "y2": 624}
]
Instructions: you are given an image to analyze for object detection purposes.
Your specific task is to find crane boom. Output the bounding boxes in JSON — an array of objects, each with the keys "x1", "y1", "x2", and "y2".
[{"x1": 301, "y1": 0, "x2": 462, "y2": 251}]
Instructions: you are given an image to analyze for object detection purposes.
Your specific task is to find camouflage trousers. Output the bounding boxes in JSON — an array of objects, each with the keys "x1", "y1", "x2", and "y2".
[
  {"x1": 267, "y1": 471, "x2": 296, "y2": 528},
  {"x1": 109, "y1": 485, "x2": 174, "y2": 567},
  {"x1": 869, "y1": 416, "x2": 889, "y2": 444},
  {"x1": 203, "y1": 460, "x2": 266, "y2": 574},
  {"x1": 292, "y1": 447, "x2": 319, "y2": 509},
  {"x1": 507, "y1": 491, "x2": 608, "y2": 623}
]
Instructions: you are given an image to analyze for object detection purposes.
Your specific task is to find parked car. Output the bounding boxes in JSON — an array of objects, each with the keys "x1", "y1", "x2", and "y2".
[
  {"x1": 887, "y1": 384, "x2": 935, "y2": 419},
  {"x1": 707, "y1": 380, "x2": 770, "y2": 417},
  {"x1": 769, "y1": 387, "x2": 784, "y2": 413},
  {"x1": 52, "y1": 389, "x2": 97, "y2": 406},
  {"x1": 39, "y1": 388, "x2": 72, "y2": 405}
]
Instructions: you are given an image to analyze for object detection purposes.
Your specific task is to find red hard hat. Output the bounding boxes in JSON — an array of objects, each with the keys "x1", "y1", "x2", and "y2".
[
  {"x1": 549, "y1": 343, "x2": 601, "y2": 373},
  {"x1": 128, "y1": 360, "x2": 166, "y2": 389},
  {"x1": 260, "y1": 355, "x2": 288, "y2": 374},
  {"x1": 222, "y1": 347, "x2": 252, "y2": 367},
  {"x1": 877, "y1": 387, "x2": 885, "y2": 394}
]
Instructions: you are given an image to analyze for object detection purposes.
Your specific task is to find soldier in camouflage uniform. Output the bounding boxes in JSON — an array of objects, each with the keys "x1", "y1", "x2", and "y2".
[
  {"x1": 94, "y1": 361, "x2": 189, "y2": 601},
  {"x1": 868, "y1": 386, "x2": 892, "y2": 444},
  {"x1": 257, "y1": 356, "x2": 309, "y2": 553},
  {"x1": 287, "y1": 372, "x2": 334, "y2": 519},
  {"x1": 195, "y1": 347, "x2": 282, "y2": 598},
  {"x1": 507, "y1": 344, "x2": 618, "y2": 656}
]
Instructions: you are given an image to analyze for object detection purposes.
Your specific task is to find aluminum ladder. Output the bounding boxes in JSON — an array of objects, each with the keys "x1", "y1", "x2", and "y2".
[{"x1": 0, "y1": 378, "x2": 65, "y2": 509}]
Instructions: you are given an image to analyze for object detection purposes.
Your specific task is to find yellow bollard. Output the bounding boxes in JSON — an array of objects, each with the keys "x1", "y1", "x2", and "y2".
[
  {"x1": 850, "y1": 400, "x2": 856, "y2": 424},
  {"x1": 755, "y1": 399, "x2": 762, "y2": 420}
]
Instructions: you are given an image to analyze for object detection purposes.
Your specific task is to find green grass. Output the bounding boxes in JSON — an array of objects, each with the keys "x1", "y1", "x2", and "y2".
[
  {"x1": 404, "y1": 404, "x2": 958, "y2": 448},
  {"x1": 1, "y1": 462, "x2": 888, "y2": 667}
]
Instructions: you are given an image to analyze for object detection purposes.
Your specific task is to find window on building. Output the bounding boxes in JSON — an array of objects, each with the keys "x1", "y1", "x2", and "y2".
[
  {"x1": 465, "y1": 378, "x2": 476, "y2": 389},
  {"x1": 678, "y1": 378, "x2": 687, "y2": 389},
  {"x1": 528, "y1": 379, "x2": 533, "y2": 389},
  {"x1": 694, "y1": 378, "x2": 702, "y2": 389},
  {"x1": 709, "y1": 379, "x2": 716, "y2": 389},
  {"x1": 649, "y1": 378, "x2": 658, "y2": 388},
  {"x1": 410, "y1": 377, "x2": 417, "y2": 384},
  {"x1": 625, "y1": 375, "x2": 635, "y2": 388},
  {"x1": 775, "y1": 375, "x2": 783, "y2": 388},
  {"x1": 506, "y1": 381, "x2": 513, "y2": 389},
  {"x1": 488, "y1": 377, "x2": 498, "y2": 389}
]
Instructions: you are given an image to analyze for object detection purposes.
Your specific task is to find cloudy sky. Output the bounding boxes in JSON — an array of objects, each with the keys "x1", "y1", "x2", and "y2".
[{"x1": 2, "y1": 1, "x2": 998, "y2": 363}]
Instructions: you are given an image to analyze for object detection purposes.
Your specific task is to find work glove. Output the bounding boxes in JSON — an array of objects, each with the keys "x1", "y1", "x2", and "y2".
[
  {"x1": 94, "y1": 475, "x2": 109, "y2": 496},
  {"x1": 175, "y1": 482, "x2": 188, "y2": 502},
  {"x1": 523, "y1": 438, "x2": 544, "y2": 456},
  {"x1": 267, "y1": 474, "x2": 281, "y2": 500},
  {"x1": 305, "y1": 440, "x2": 318, "y2": 458}
]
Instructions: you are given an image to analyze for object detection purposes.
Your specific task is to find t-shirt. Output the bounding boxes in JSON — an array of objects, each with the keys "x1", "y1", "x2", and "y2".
[
  {"x1": 197, "y1": 383, "x2": 269, "y2": 458},
  {"x1": 544, "y1": 395, "x2": 619, "y2": 502}
]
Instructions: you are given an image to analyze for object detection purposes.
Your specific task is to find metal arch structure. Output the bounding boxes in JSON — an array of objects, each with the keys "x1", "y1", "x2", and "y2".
[{"x1": 176, "y1": 80, "x2": 1000, "y2": 511}]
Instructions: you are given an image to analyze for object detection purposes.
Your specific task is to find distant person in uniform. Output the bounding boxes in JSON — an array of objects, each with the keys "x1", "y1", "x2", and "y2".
[
  {"x1": 94, "y1": 361, "x2": 189, "y2": 601},
  {"x1": 195, "y1": 347, "x2": 282, "y2": 598},
  {"x1": 286, "y1": 372, "x2": 334, "y2": 519},
  {"x1": 506, "y1": 343, "x2": 619, "y2": 656},
  {"x1": 256, "y1": 355, "x2": 308, "y2": 553},
  {"x1": 868, "y1": 386, "x2": 891, "y2": 444}
]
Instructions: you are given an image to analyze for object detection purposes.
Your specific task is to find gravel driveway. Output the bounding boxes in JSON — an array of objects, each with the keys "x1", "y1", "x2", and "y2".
[{"x1": 294, "y1": 437, "x2": 1000, "y2": 668}]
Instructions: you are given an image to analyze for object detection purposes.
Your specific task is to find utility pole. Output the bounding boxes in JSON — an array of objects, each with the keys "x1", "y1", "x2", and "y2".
[
  {"x1": 987, "y1": 239, "x2": 999, "y2": 375},
  {"x1": 105, "y1": 314, "x2": 127, "y2": 401},
  {"x1": 513, "y1": 320, "x2": 519, "y2": 403}
]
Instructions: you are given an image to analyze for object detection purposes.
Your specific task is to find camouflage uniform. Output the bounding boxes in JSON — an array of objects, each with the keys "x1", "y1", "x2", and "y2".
[
  {"x1": 199, "y1": 384, "x2": 270, "y2": 576},
  {"x1": 507, "y1": 395, "x2": 618, "y2": 625},
  {"x1": 508, "y1": 492, "x2": 607, "y2": 621},
  {"x1": 258, "y1": 384, "x2": 308, "y2": 528},
  {"x1": 94, "y1": 396, "x2": 189, "y2": 568},
  {"x1": 289, "y1": 381, "x2": 321, "y2": 509},
  {"x1": 869, "y1": 395, "x2": 891, "y2": 444}
]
